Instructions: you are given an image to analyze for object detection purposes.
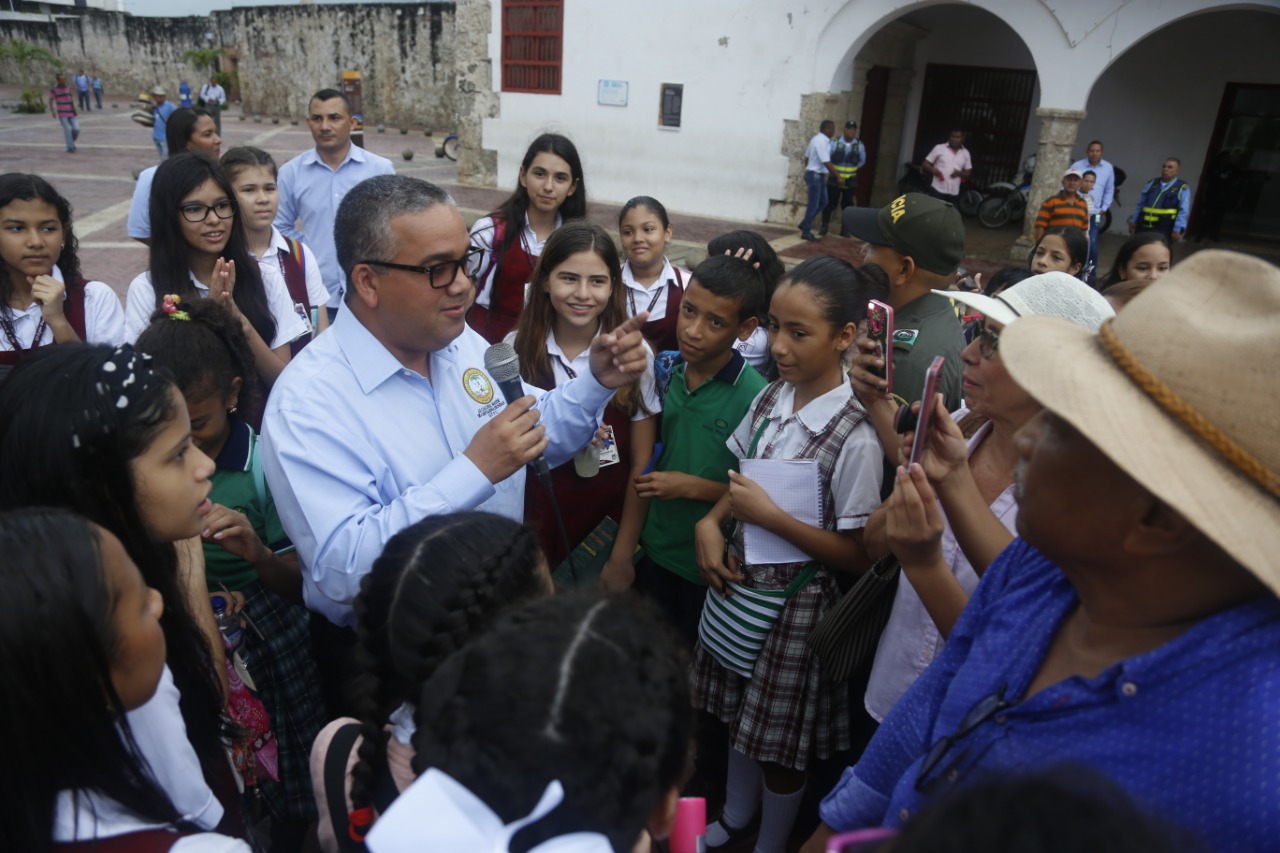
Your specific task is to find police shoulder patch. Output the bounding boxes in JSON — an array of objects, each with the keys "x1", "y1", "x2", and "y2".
[{"x1": 893, "y1": 328, "x2": 920, "y2": 348}]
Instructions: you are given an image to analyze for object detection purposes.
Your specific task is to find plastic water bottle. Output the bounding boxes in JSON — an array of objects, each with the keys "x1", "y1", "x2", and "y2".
[{"x1": 211, "y1": 594, "x2": 243, "y2": 652}]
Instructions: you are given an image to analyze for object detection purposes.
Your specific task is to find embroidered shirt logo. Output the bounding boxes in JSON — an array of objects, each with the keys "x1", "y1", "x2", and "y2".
[{"x1": 462, "y1": 367, "x2": 494, "y2": 404}]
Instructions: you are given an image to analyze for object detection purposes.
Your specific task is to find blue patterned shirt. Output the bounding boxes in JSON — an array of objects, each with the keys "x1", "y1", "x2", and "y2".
[{"x1": 821, "y1": 538, "x2": 1280, "y2": 851}]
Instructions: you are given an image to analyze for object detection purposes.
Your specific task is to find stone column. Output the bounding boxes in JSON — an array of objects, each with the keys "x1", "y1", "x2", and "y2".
[
  {"x1": 767, "y1": 92, "x2": 848, "y2": 225},
  {"x1": 453, "y1": 0, "x2": 499, "y2": 187},
  {"x1": 1010, "y1": 107, "x2": 1086, "y2": 260}
]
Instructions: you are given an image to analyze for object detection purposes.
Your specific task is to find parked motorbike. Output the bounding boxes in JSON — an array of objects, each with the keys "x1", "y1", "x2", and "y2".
[
  {"x1": 1099, "y1": 166, "x2": 1127, "y2": 233},
  {"x1": 898, "y1": 162, "x2": 984, "y2": 215},
  {"x1": 978, "y1": 153, "x2": 1035, "y2": 229}
]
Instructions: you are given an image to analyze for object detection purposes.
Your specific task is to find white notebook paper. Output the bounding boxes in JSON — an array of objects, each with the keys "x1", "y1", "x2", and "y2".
[{"x1": 739, "y1": 458, "x2": 822, "y2": 565}]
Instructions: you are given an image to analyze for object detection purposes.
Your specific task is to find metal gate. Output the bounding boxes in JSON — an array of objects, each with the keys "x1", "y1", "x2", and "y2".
[{"x1": 913, "y1": 64, "x2": 1036, "y2": 187}]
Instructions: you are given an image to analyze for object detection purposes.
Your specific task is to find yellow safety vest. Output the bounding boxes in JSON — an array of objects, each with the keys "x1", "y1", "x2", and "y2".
[
  {"x1": 1140, "y1": 179, "x2": 1188, "y2": 228},
  {"x1": 830, "y1": 138, "x2": 862, "y2": 181}
]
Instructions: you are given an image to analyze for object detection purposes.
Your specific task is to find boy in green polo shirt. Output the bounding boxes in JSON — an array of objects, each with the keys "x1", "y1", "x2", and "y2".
[{"x1": 626, "y1": 255, "x2": 766, "y2": 645}]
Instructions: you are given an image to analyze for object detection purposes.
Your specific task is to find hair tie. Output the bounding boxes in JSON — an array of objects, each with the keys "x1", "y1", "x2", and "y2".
[
  {"x1": 162, "y1": 293, "x2": 191, "y2": 321},
  {"x1": 348, "y1": 806, "x2": 375, "y2": 842}
]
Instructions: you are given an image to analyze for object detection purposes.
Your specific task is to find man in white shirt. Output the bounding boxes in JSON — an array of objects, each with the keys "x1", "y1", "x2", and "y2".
[
  {"x1": 799, "y1": 119, "x2": 842, "y2": 241},
  {"x1": 923, "y1": 129, "x2": 973, "y2": 203},
  {"x1": 275, "y1": 88, "x2": 395, "y2": 319},
  {"x1": 198, "y1": 75, "x2": 226, "y2": 134}
]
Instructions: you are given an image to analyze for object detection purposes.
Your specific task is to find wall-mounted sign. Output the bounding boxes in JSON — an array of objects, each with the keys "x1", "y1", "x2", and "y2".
[
  {"x1": 659, "y1": 82, "x2": 683, "y2": 129},
  {"x1": 598, "y1": 79, "x2": 629, "y2": 107}
]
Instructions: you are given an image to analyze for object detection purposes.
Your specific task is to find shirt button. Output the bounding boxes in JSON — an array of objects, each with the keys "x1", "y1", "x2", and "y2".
[
  {"x1": 899, "y1": 808, "x2": 911, "y2": 822},
  {"x1": 995, "y1": 714, "x2": 1008, "y2": 725},
  {"x1": 945, "y1": 768, "x2": 959, "y2": 782},
  {"x1": 1121, "y1": 682, "x2": 1138, "y2": 697}
]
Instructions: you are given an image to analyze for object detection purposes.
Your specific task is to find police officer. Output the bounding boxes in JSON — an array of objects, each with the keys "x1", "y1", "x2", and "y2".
[
  {"x1": 1130, "y1": 157, "x2": 1192, "y2": 242},
  {"x1": 820, "y1": 120, "x2": 867, "y2": 236}
]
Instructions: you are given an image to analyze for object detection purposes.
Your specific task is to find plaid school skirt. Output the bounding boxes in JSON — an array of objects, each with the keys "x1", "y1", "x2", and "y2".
[
  {"x1": 691, "y1": 561, "x2": 850, "y2": 772},
  {"x1": 241, "y1": 581, "x2": 328, "y2": 822}
]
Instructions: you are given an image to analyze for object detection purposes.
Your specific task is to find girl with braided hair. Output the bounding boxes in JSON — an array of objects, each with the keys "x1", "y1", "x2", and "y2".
[
  {"x1": 136, "y1": 298, "x2": 327, "y2": 850},
  {"x1": 310, "y1": 511, "x2": 551, "y2": 852},
  {"x1": 0, "y1": 343, "x2": 247, "y2": 839},
  {"x1": 395, "y1": 592, "x2": 693, "y2": 853}
]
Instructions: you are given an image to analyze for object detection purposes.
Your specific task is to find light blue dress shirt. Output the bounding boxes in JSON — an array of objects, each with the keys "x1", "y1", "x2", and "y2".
[
  {"x1": 152, "y1": 101, "x2": 175, "y2": 143},
  {"x1": 260, "y1": 309, "x2": 612, "y2": 625},
  {"x1": 274, "y1": 144, "x2": 395, "y2": 308},
  {"x1": 1068, "y1": 157, "x2": 1115, "y2": 213}
]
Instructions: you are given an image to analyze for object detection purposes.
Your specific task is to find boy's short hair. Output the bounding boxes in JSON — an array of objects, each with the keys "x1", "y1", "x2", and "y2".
[
  {"x1": 1083, "y1": 170, "x2": 1097, "y2": 179},
  {"x1": 689, "y1": 255, "x2": 764, "y2": 323}
]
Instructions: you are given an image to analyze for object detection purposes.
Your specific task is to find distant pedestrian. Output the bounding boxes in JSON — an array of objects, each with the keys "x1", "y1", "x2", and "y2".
[
  {"x1": 200, "y1": 75, "x2": 227, "y2": 134},
  {"x1": 179, "y1": 79, "x2": 193, "y2": 108},
  {"x1": 922, "y1": 129, "x2": 972, "y2": 204},
  {"x1": 1033, "y1": 168, "x2": 1088, "y2": 242},
  {"x1": 1068, "y1": 140, "x2": 1116, "y2": 278},
  {"x1": 819, "y1": 120, "x2": 866, "y2": 236},
  {"x1": 1130, "y1": 158, "x2": 1191, "y2": 243},
  {"x1": 91, "y1": 72, "x2": 104, "y2": 109},
  {"x1": 49, "y1": 73, "x2": 79, "y2": 154},
  {"x1": 798, "y1": 119, "x2": 840, "y2": 241},
  {"x1": 149, "y1": 86, "x2": 175, "y2": 160},
  {"x1": 72, "y1": 69, "x2": 91, "y2": 112}
]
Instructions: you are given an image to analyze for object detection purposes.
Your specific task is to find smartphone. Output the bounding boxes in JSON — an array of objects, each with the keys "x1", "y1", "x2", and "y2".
[
  {"x1": 826, "y1": 827, "x2": 898, "y2": 852},
  {"x1": 908, "y1": 356, "x2": 946, "y2": 468},
  {"x1": 866, "y1": 299, "x2": 895, "y2": 393}
]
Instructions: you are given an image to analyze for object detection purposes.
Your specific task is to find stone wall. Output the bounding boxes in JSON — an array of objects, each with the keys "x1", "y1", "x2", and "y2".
[{"x1": 0, "y1": 3, "x2": 457, "y2": 129}]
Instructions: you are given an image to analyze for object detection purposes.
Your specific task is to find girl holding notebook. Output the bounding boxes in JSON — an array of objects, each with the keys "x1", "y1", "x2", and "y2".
[{"x1": 691, "y1": 256, "x2": 887, "y2": 853}]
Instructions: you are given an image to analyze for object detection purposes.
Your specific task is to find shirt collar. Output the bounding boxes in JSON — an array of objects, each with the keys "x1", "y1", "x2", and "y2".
[
  {"x1": 301, "y1": 143, "x2": 363, "y2": 170},
  {"x1": 333, "y1": 306, "x2": 423, "y2": 393},
  {"x1": 545, "y1": 326, "x2": 598, "y2": 363},
  {"x1": 621, "y1": 258, "x2": 675, "y2": 292},
  {"x1": 764, "y1": 380, "x2": 858, "y2": 435},
  {"x1": 714, "y1": 349, "x2": 750, "y2": 384},
  {"x1": 212, "y1": 415, "x2": 253, "y2": 473},
  {"x1": 266, "y1": 226, "x2": 289, "y2": 256},
  {"x1": 897, "y1": 290, "x2": 954, "y2": 320}
]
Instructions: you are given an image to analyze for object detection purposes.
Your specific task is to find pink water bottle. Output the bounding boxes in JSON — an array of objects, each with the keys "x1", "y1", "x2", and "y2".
[{"x1": 670, "y1": 797, "x2": 706, "y2": 853}]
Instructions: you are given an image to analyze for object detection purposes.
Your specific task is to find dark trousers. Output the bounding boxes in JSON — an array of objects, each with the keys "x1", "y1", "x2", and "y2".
[
  {"x1": 632, "y1": 553, "x2": 708, "y2": 649},
  {"x1": 820, "y1": 180, "x2": 858, "y2": 233},
  {"x1": 308, "y1": 612, "x2": 359, "y2": 719}
]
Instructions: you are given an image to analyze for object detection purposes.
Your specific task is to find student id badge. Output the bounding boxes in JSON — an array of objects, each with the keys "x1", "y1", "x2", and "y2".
[{"x1": 598, "y1": 425, "x2": 621, "y2": 467}]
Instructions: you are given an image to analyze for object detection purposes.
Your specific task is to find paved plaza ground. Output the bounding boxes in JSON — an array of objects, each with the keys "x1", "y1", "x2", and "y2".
[{"x1": 7, "y1": 82, "x2": 1261, "y2": 307}]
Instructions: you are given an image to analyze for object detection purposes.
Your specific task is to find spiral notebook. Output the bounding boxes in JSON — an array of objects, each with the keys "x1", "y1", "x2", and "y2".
[{"x1": 739, "y1": 458, "x2": 821, "y2": 565}]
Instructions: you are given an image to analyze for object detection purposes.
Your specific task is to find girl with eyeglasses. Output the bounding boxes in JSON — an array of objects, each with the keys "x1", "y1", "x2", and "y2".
[
  {"x1": 125, "y1": 153, "x2": 308, "y2": 403},
  {"x1": 858, "y1": 272, "x2": 1114, "y2": 725}
]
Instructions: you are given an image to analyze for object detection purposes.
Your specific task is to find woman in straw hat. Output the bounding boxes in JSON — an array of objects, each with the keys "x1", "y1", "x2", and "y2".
[
  {"x1": 857, "y1": 271, "x2": 1115, "y2": 723},
  {"x1": 805, "y1": 251, "x2": 1280, "y2": 853}
]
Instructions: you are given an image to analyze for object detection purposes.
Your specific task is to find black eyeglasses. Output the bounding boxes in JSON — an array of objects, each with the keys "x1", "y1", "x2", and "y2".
[
  {"x1": 973, "y1": 318, "x2": 1002, "y2": 360},
  {"x1": 359, "y1": 247, "x2": 485, "y2": 290},
  {"x1": 914, "y1": 686, "x2": 1008, "y2": 792},
  {"x1": 179, "y1": 200, "x2": 235, "y2": 223}
]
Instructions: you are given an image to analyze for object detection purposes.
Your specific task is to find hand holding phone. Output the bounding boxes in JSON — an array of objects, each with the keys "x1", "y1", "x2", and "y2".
[
  {"x1": 866, "y1": 300, "x2": 895, "y2": 394},
  {"x1": 908, "y1": 356, "x2": 945, "y2": 468}
]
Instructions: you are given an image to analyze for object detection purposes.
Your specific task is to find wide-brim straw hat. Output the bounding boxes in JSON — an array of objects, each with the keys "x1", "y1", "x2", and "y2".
[{"x1": 1001, "y1": 249, "x2": 1280, "y2": 594}]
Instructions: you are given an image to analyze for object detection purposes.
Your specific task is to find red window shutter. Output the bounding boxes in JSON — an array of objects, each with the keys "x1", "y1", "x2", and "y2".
[{"x1": 502, "y1": 0, "x2": 563, "y2": 95}]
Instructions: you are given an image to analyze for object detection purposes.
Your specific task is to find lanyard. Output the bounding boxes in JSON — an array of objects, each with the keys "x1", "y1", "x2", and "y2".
[
  {"x1": 0, "y1": 312, "x2": 46, "y2": 358},
  {"x1": 628, "y1": 279, "x2": 665, "y2": 318},
  {"x1": 746, "y1": 417, "x2": 773, "y2": 459},
  {"x1": 554, "y1": 354, "x2": 578, "y2": 380}
]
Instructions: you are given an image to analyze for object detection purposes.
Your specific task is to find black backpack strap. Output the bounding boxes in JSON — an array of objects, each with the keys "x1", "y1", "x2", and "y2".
[
  {"x1": 324, "y1": 722, "x2": 367, "y2": 853},
  {"x1": 371, "y1": 749, "x2": 402, "y2": 815}
]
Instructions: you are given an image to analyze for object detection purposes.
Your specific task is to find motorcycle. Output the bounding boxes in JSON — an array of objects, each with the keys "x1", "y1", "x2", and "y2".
[
  {"x1": 978, "y1": 153, "x2": 1035, "y2": 229},
  {"x1": 1098, "y1": 166, "x2": 1127, "y2": 233},
  {"x1": 897, "y1": 162, "x2": 984, "y2": 216}
]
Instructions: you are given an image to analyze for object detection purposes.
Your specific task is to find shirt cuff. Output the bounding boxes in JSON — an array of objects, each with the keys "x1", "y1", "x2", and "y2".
[
  {"x1": 432, "y1": 451, "x2": 497, "y2": 512},
  {"x1": 562, "y1": 367, "x2": 614, "y2": 414},
  {"x1": 819, "y1": 767, "x2": 890, "y2": 833}
]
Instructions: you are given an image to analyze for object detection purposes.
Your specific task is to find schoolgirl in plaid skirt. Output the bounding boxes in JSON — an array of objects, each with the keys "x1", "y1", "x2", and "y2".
[{"x1": 692, "y1": 257, "x2": 886, "y2": 851}]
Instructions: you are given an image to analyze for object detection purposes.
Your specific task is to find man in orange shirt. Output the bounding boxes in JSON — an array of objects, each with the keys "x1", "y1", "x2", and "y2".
[{"x1": 1033, "y1": 168, "x2": 1088, "y2": 242}]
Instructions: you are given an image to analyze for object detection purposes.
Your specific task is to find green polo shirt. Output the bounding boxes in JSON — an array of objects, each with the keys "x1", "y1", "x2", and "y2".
[
  {"x1": 641, "y1": 351, "x2": 766, "y2": 584},
  {"x1": 203, "y1": 417, "x2": 295, "y2": 592},
  {"x1": 890, "y1": 291, "x2": 966, "y2": 411}
]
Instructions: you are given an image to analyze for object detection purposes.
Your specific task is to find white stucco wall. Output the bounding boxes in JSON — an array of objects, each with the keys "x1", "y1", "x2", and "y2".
[{"x1": 481, "y1": 0, "x2": 1280, "y2": 222}]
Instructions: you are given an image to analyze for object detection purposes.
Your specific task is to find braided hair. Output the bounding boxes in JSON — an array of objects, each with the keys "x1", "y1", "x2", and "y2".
[
  {"x1": 412, "y1": 592, "x2": 693, "y2": 853},
  {"x1": 346, "y1": 511, "x2": 548, "y2": 836},
  {"x1": 134, "y1": 298, "x2": 260, "y2": 417}
]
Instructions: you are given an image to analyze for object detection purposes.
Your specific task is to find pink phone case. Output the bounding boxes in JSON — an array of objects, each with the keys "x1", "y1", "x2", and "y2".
[
  {"x1": 908, "y1": 356, "x2": 946, "y2": 467},
  {"x1": 867, "y1": 299, "x2": 895, "y2": 394}
]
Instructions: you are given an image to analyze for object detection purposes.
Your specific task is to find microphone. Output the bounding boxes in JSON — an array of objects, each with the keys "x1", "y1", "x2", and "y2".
[
  {"x1": 484, "y1": 341, "x2": 579, "y2": 582},
  {"x1": 483, "y1": 342, "x2": 550, "y2": 480}
]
